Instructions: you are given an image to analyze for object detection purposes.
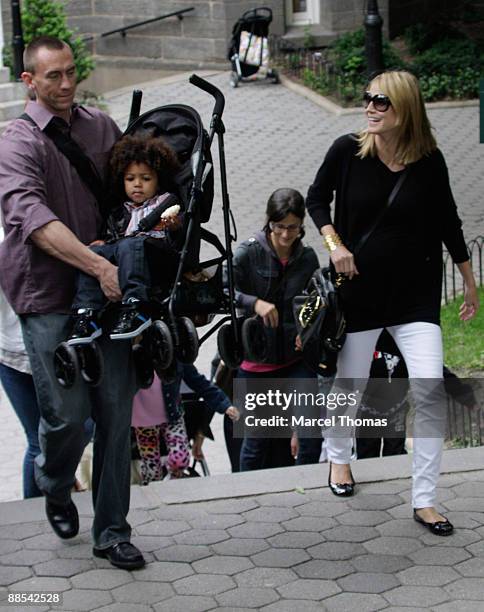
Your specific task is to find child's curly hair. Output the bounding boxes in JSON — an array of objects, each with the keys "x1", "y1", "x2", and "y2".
[{"x1": 109, "y1": 134, "x2": 181, "y2": 202}]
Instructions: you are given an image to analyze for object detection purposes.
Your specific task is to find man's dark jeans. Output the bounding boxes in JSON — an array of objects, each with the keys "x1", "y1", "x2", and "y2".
[
  {"x1": 73, "y1": 237, "x2": 150, "y2": 310},
  {"x1": 20, "y1": 313, "x2": 137, "y2": 548}
]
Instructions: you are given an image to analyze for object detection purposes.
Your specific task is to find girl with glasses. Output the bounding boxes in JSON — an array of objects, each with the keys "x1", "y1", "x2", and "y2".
[
  {"x1": 233, "y1": 188, "x2": 322, "y2": 471},
  {"x1": 306, "y1": 70, "x2": 479, "y2": 535}
]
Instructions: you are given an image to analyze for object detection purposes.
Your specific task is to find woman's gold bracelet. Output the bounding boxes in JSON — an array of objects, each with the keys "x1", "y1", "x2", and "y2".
[{"x1": 323, "y1": 233, "x2": 343, "y2": 252}]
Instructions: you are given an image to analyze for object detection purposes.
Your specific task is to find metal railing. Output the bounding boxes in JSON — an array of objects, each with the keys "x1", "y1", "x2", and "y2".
[
  {"x1": 447, "y1": 389, "x2": 484, "y2": 448},
  {"x1": 83, "y1": 7, "x2": 194, "y2": 43},
  {"x1": 270, "y1": 37, "x2": 364, "y2": 105},
  {"x1": 443, "y1": 236, "x2": 483, "y2": 304}
]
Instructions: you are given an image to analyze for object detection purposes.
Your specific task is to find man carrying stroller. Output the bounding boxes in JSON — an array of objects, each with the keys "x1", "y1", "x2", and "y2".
[{"x1": 0, "y1": 36, "x2": 145, "y2": 569}]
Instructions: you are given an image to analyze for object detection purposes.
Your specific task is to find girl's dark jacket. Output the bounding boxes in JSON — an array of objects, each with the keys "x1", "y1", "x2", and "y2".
[{"x1": 233, "y1": 230, "x2": 319, "y2": 365}]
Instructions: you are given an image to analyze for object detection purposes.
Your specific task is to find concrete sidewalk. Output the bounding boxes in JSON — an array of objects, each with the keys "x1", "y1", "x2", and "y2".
[{"x1": 0, "y1": 447, "x2": 484, "y2": 611}]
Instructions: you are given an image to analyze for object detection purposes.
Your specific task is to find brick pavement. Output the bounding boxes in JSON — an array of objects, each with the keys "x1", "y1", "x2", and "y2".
[{"x1": 0, "y1": 450, "x2": 483, "y2": 611}]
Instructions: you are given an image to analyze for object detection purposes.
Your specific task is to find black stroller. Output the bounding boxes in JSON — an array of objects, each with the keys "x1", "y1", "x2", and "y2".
[
  {"x1": 53, "y1": 76, "x2": 244, "y2": 389},
  {"x1": 227, "y1": 6, "x2": 279, "y2": 88}
]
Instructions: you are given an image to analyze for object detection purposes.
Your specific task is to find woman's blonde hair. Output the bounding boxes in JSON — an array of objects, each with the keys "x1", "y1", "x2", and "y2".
[{"x1": 357, "y1": 70, "x2": 437, "y2": 164}]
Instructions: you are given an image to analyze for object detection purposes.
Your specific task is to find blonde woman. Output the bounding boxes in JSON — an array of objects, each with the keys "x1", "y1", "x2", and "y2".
[{"x1": 306, "y1": 70, "x2": 479, "y2": 535}]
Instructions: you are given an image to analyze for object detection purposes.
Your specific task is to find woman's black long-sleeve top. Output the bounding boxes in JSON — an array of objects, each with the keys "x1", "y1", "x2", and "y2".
[{"x1": 306, "y1": 134, "x2": 469, "y2": 332}]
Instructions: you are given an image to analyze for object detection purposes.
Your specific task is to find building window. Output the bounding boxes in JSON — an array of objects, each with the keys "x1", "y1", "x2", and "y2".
[{"x1": 286, "y1": 0, "x2": 319, "y2": 25}]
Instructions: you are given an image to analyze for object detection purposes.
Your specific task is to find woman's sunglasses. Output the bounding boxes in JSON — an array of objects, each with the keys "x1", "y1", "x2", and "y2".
[{"x1": 363, "y1": 91, "x2": 392, "y2": 112}]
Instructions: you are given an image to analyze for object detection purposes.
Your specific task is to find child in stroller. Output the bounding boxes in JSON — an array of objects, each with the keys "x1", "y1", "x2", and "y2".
[
  {"x1": 54, "y1": 75, "x2": 243, "y2": 390},
  {"x1": 67, "y1": 134, "x2": 183, "y2": 345}
]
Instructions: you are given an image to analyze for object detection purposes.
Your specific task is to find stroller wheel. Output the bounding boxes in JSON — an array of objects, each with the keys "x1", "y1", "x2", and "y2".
[
  {"x1": 132, "y1": 342, "x2": 154, "y2": 389},
  {"x1": 175, "y1": 316, "x2": 199, "y2": 364},
  {"x1": 151, "y1": 320, "x2": 174, "y2": 371},
  {"x1": 229, "y1": 71, "x2": 239, "y2": 88},
  {"x1": 241, "y1": 316, "x2": 268, "y2": 363},
  {"x1": 53, "y1": 342, "x2": 80, "y2": 389},
  {"x1": 217, "y1": 322, "x2": 244, "y2": 369},
  {"x1": 79, "y1": 342, "x2": 104, "y2": 387}
]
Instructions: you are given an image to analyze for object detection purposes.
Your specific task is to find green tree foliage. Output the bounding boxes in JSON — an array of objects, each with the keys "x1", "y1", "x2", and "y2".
[
  {"x1": 22, "y1": 0, "x2": 94, "y2": 82},
  {"x1": 301, "y1": 29, "x2": 405, "y2": 104},
  {"x1": 299, "y1": 23, "x2": 482, "y2": 104},
  {"x1": 404, "y1": 23, "x2": 483, "y2": 101}
]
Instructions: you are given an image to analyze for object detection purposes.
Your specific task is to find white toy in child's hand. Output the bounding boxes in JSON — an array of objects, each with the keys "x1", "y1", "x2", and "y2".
[
  {"x1": 161, "y1": 204, "x2": 180, "y2": 218},
  {"x1": 154, "y1": 204, "x2": 182, "y2": 231}
]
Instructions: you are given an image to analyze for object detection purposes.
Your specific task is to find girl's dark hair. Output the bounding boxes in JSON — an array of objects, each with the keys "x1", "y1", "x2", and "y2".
[
  {"x1": 109, "y1": 135, "x2": 181, "y2": 202},
  {"x1": 264, "y1": 188, "x2": 306, "y2": 238}
]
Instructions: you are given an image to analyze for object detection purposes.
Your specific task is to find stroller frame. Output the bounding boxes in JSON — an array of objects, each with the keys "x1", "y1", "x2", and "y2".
[{"x1": 53, "y1": 76, "x2": 243, "y2": 389}]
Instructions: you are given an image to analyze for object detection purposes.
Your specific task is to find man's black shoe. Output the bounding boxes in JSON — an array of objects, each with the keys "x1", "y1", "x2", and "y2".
[
  {"x1": 110, "y1": 306, "x2": 151, "y2": 340},
  {"x1": 93, "y1": 542, "x2": 146, "y2": 570},
  {"x1": 67, "y1": 310, "x2": 102, "y2": 345},
  {"x1": 45, "y1": 499, "x2": 79, "y2": 539}
]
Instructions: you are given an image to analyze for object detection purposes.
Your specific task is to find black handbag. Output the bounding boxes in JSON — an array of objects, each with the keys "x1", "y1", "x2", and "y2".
[
  {"x1": 293, "y1": 168, "x2": 410, "y2": 376},
  {"x1": 293, "y1": 267, "x2": 346, "y2": 376}
]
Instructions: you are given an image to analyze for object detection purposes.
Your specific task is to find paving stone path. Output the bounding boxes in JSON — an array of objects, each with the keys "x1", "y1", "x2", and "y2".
[{"x1": 0, "y1": 464, "x2": 484, "y2": 611}]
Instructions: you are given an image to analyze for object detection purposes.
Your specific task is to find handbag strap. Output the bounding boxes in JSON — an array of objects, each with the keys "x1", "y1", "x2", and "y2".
[
  {"x1": 20, "y1": 112, "x2": 107, "y2": 218},
  {"x1": 353, "y1": 167, "x2": 409, "y2": 256}
]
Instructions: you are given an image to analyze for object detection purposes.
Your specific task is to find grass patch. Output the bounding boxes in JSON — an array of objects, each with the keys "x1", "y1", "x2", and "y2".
[{"x1": 441, "y1": 286, "x2": 484, "y2": 373}]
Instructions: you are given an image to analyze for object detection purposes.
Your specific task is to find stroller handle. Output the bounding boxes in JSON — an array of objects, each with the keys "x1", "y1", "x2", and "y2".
[{"x1": 190, "y1": 74, "x2": 225, "y2": 118}]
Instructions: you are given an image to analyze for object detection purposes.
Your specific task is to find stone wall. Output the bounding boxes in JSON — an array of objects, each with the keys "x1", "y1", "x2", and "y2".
[
  {"x1": 1, "y1": 0, "x2": 482, "y2": 71},
  {"x1": 67, "y1": 0, "x2": 231, "y2": 69},
  {"x1": 320, "y1": 0, "x2": 389, "y2": 36}
]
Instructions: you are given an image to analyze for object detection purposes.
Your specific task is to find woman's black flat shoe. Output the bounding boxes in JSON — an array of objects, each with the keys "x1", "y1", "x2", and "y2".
[
  {"x1": 328, "y1": 462, "x2": 355, "y2": 497},
  {"x1": 413, "y1": 509, "x2": 454, "y2": 536}
]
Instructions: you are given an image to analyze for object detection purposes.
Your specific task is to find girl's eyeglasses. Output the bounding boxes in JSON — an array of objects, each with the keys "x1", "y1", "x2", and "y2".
[
  {"x1": 269, "y1": 222, "x2": 303, "y2": 234},
  {"x1": 363, "y1": 91, "x2": 392, "y2": 112}
]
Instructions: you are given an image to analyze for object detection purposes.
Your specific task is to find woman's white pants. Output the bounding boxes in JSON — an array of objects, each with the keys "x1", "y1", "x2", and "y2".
[{"x1": 326, "y1": 322, "x2": 445, "y2": 508}]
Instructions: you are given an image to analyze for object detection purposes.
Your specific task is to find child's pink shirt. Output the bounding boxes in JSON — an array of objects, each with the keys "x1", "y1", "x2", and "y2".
[{"x1": 131, "y1": 373, "x2": 168, "y2": 427}]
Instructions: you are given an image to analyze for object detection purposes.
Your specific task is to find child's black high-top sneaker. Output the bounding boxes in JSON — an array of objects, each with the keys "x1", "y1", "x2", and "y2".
[
  {"x1": 110, "y1": 299, "x2": 152, "y2": 340},
  {"x1": 67, "y1": 309, "x2": 102, "y2": 345}
]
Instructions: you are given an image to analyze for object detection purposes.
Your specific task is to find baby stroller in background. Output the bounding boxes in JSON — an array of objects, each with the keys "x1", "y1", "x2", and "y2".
[
  {"x1": 228, "y1": 6, "x2": 279, "y2": 88},
  {"x1": 54, "y1": 75, "x2": 244, "y2": 389}
]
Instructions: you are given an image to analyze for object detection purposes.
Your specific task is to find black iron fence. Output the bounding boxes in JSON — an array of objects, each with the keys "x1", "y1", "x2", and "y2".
[
  {"x1": 447, "y1": 388, "x2": 483, "y2": 448},
  {"x1": 270, "y1": 37, "x2": 364, "y2": 105},
  {"x1": 443, "y1": 236, "x2": 483, "y2": 304},
  {"x1": 441, "y1": 236, "x2": 482, "y2": 447}
]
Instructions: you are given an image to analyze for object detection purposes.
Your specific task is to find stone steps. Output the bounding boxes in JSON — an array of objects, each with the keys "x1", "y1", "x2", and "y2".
[
  {"x1": 0, "y1": 98, "x2": 26, "y2": 122},
  {"x1": 0, "y1": 81, "x2": 25, "y2": 103},
  {"x1": 0, "y1": 67, "x2": 10, "y2": 84},
  {"x1": 0, "y1": 68, "x2": 26, "y2": 131}
]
